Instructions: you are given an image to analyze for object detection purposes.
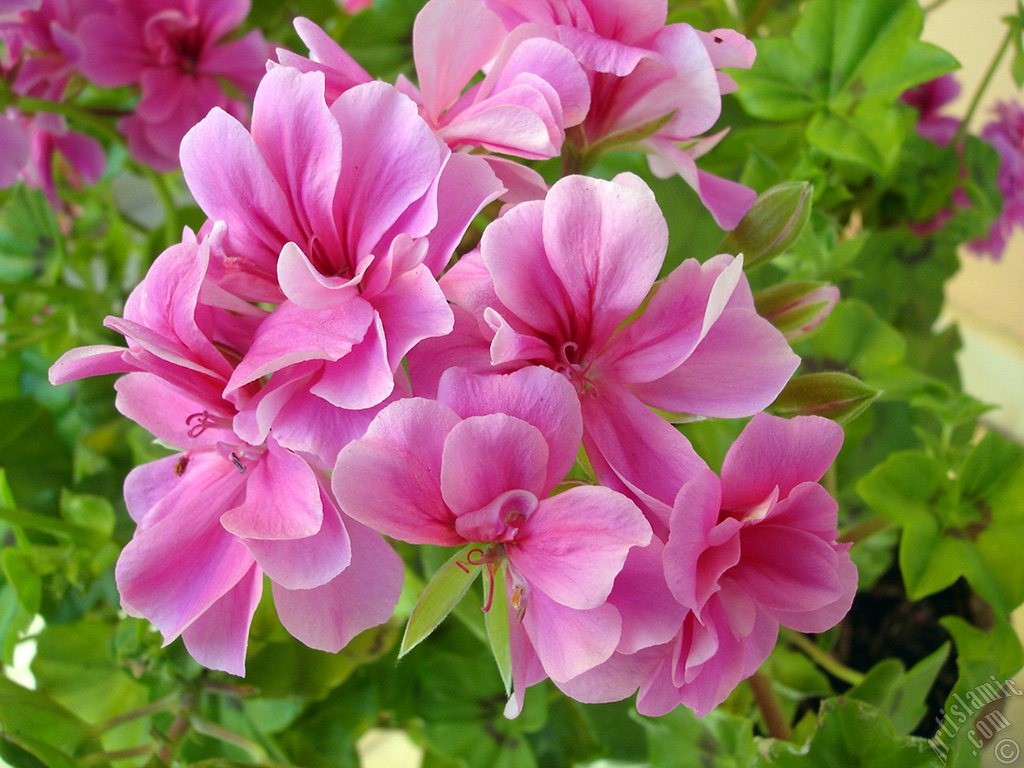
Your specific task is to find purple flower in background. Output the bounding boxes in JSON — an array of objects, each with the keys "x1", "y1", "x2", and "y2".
[
  {"x1": 969, "y1": 100, "x2": 1024, "y2": 260},
  {"x1": 900, "y1": 72, "x2": 961, "y2": 148}
]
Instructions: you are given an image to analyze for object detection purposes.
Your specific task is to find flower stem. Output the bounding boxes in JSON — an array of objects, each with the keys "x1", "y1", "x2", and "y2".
[
  {"x1": 781, "y1": 627, "x2": 865, "y2": 686},
  {"x1": 838, "y1": 514, "x2": 892, "y2": 545},
  {"x1": 12, "y1": 95, "x2": 122, "y2": 146},
  {"x1": 954, "y1": 20, "x2": 1018, "y2": 146},
  {"x1": 923, "y1": 0, "x2": 955, "y2": 14},
  {"x1": 748, "y1": 670, "x2": 792, "y2": 740},
  {"x1": 93, "y1": 694, "x2": 177, "y2": 734}
]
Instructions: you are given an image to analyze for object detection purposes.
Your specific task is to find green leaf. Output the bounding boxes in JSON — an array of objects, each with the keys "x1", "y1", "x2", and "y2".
[
  {"x1": 638, "y1": 707, "x2": 754, "y2": 768},
  {"x1": 58, "y1": 491, "x2": 114, "y2": 543},
  {"x1": 0, "y1": 677, "x2": 102, "y2": 758},
  {"x1": 400, "y1": 545, "x2": 483, "y2": 658},
  {"x1": 857, "y1": 451, "x2": 947, "y2": 529},
  {"x1": 1, "y1": 550, "x2": 40, "y2": 615},
  {"x1": 756, "y1": 698, "x2": 936, "y2": 767},
  {"x1": 846, "y1": 644, "x2": 950, "y2": 734},
  {"x1": 485, "y1": 566, "x2": 512, "y2": 695},
  {"x1": 957, "y1": 432, "x2": 1024, "y2": 503}
]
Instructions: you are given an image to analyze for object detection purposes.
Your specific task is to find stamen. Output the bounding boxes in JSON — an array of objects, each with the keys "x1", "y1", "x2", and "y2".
[
  {"x1": 504, "y1": 510, "x2": 525, "y2": 528},
  {"x1": 185, "y1": 410, "x2": 215, "y2": 438},
  {"x1": 481, "y1": 563, "x2": 496, "y2": 613},
  {"x1": 230, "y1": 452, "x2": 247, "y2": 474},
  {"x1": 511, "y1": 584, "x2": 528, "y2": 624},
  {"x1": 174, "y1": 455, "x2": 189, "y2": 476}
]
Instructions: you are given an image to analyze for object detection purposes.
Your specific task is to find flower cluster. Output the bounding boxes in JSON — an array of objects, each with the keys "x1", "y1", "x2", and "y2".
[
  {"x1": 50, "y1": 4, "x2": 855, "y2": 718},
  {"x1": 0, "y1": 0, "x2": 267, "y2": 187}
]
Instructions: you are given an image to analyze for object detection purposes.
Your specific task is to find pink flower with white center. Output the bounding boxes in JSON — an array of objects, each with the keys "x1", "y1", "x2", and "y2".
[
  {"x1": 969, "y1": 100, "x2": 1024, "y2": 260},
  {"x1": 48, "y1": 226, "x2": 403, "y2": 674},
  {"x1": 76, "y1": 0, "x2": 269, "y2": 171},
  {"x1": 333, "y1": 366, "x2": 651, "y2": 716},
  {"x1": 409, "y1": 173, "x2": 798, "y2": 501},
  {"x1": 180, "y1": 67, "x2": 502, "y2": 431},
  {"x1": 480, "y1": 0, "x2": 757, "y2": 228}
]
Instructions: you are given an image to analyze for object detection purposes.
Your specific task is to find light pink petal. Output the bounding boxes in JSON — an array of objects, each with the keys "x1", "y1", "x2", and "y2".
[
  {"x1": 277, "y1": 241, "x2": 360, "y2": 310},
  {"x1": 404, "y1": 307, "x2": 498, "y2": 399},
  {"x1": 634, "y1": 644, "x2": 683, "y2": 716},
  {"x1": 720, "y1": 414, "x2": 844, "y2": 510},
  {"x1": 504, "y1": 587, "x2": 548, "y2": 718},
  {"x1": 555, "y1": 645, "x2": 665, "y2": 704},
  {"x1": 438, "y1": 366, "x2": 582, "y2": 491},
  {"x1": 585, "y1": 0, "x2": 667, "y2": 45},
  {"x1": 115, "y1": 468, "x2": 252, "y2": 640},
  {"x1": 225, "y1": 297, "x2": 375, "y2": 394},
  {"x1": 608, "y1": 538, "x2": 686, "y2": 653},
  {"x1": 523, "y1": 587, "x2": 621, "y2": 682},
  {"x1": 581, "y1": 386, "x2": 707, "y2": 532},
  {"x1": 250, "y1": 67, "x2": 342, "y2": 256},
  {"x1": 487, "y1": 308, "x2": 558, "y2": 366},
  {"x1": 510, "y1": 486, "x2": 650, "y2": 610},
  {"x1": 333, "y1": 398, "x2": 463, "y2": 545},
  {"x1": 629, "y1": 307, "x2": 799, "y2": 418},
  {"x1": 413, "y1": 0, "x2": 506, "y2": 120},
  {"x1": 273, "y1": 515, "x2": 404, "y2": 651},
  {"x1": 0, "y1": 116, "x2": 29, "y2": 189},
  {"x1": 180, "y1": 564, "x2": 262, "y2": 676},
  {"x1": 481, "y1": 155, "x2": 549, "y2": 204},
  {"x1": 220, "y1": 441, "x2": 323, "y2": 540},
  {"x1": 556, "y1": 26, "x2": 650, "y2": 75},
  {"x1": 645, "y1": 24, "x2": 721, "y2": 138},
  {"x1": 331, "y1": 82, "x2": 447, "y2": 258},
  {"x1": 244, "y1": 488, "x2": 351, "y2": 590},
  {"x1": 441, "y1": 414, "x2": 548, "y2": 520},
  {"x1": 123, "y1": 454, "x2": 193, "y2": 525},
  {"x1": 372, "y1": 263, "x2": 453, "y2": 370},
  {"x1": 114, "y1": 373, "x2": 230, "y2": 450},
  {"x1": 481, "y1": 199, "x2": 574, "y2": 340},
  {"x1": 180, "y1": 108, "x2": 302, "y2": 270},
  {"x1": 422, "y1": 153, "x2": 504, "y2": 275},
  {"x1": 542, "y1": 174, "x2": 667, "y2": 346},
  {"x1": 440, "y1": 91, "x2": 560, "y2": 159},
  {"x1": 285, "y1": 18, "x2": 371, "y2": 97},
  {"x1": 646, "y1": 139, "x2": 756, "y2": 230},
  {"x1": 48, "y1": 344, "x2": 131, "y2": 385},
  {"x1": 309, "y1": 313, "x2": 395, "y2": 409}
]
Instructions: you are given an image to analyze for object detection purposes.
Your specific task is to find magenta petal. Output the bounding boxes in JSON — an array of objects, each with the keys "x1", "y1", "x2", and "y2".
[
  {"x1": 662, "y1": 467, "x2": 725, "y2": 609},
  {"x1": 523, "y1": 588, "x2": 621, "y2": 682},
  {"x1": 180, "y1": 564, "x2": 262, "y2": 676},
  {"x1": 273, "y1": 515, "x2": 404, "y2": 652},
  {"x1": 770, "y1": 552, "x2": 857, "y2": 633},
  {"x1": 244, "y1": 485, "x2": 351, "y2": 590},
  {"x1": 441, "y1": 414, "x2": 548, "y2": 518},
  {"x1": 0, "y1": 116, "x2": 29, "y2": 188},
  {"x1": 543, "y1": 174, "x2": 667, "y2": 345},
  {"x1": 220, "y1": 441, "x2": 323, "y2": 540},
  {"x1": 333, "y1": 398, "x2": 463, "y2": 545},
  {"x1": 720, "y1": 413, "x2": 844, "y2": 510},
  {"x1": 438, "y1": 366, "x2": 582, "y2": 491},
  {"x1": 629, "y1": 307, "x2": 799, "y2": 418},
  {"x1": 510, "y1": 486, "x2": 650, "y2": 610}
]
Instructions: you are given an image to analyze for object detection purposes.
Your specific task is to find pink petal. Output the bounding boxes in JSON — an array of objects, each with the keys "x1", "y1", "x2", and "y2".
[
  {"x1": 272, "y1": 515, "x2": 404, "y2": 652},
  {"x1": 441, "y1": 414, "x2": 548, "y2": 521},
  {"x1": 628, "y1": 307, "x2": 799, "y2": 418},
  {"x1": 333, "y1": 398, "x2": 463, "y2": 545},
  {"x1": 244, "y1": 488, "x2": 351, "y2": 590},
  {"x1": 372, "y1": 263, "x2": 454, "y2": 370},
  {"x1": 542, "y1": 174, "x2": 667, "y2": 346},
  {"x1": 180, "y1": 564, "x2": 262, "y2": 676},
  {"x1": 48, "y1": 344, "x2": 131, "y2": 385},
  {"x1": 510, "y1": 486, "x2": 650, "y2": 610},
  {"x1": 720, "y1": 413, "x2": 844, "y2": 510},
  {"x1": 555, "y1": 645, "x2": 665, "y2": 703},
  {"x1": 123, "y1": 454, "x2": 193, "y2": 525},
  {"x1": 413, "y1": 0, "x2": 506, "y2": 120},
  {"x1": 522, "y1": 587, "x2": 621, "y2": 682},
  {"x1": 309, "y1": 313, "x2": 395, "y2": 409},
  {"x1": 220, "y1": 441, "x2": 324, "y2": 540},
  {"x1": 608, "y1": 538, "x2": 686, "y2": 653},
  {"x1": 770, "y1": 552, "x2": 857, "y2": 633},
  {"x1": 438, "y1": 366, "x2": 582, "y2": 491}
]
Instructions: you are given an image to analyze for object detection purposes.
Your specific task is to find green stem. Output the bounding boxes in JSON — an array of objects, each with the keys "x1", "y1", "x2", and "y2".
[
  {"x1": 744, "y1": 0, "x2": 774, "y2": 36},
  {"x1": 93, "y1": 694, "x2": 177, "y2": 735},
  {"x1": 839, "y1": 514, "x2": 892, "y2": 545},
  {"x1": 781, "y1": 627, "x2": 865, "y2": 686},
  {"x1": 748, "y1": 670, "x2": 792, "y2": 740},
  {"x1": 954, "y1": 20, "x2": 1018, "y2": 146},
  {"x1": 138, "y1": 165, "x2": 180, "y2": 246},
  {"x1": 79, "y1": 746, "x2": 156, "y2": 767},
  {"x1": 922, "y1": 0, "x2": 955, "y2": 14}
]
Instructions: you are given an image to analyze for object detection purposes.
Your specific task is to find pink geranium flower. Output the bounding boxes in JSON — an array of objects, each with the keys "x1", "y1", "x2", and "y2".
[
  {"x1": 180, "y1": 66, "x2": 502, "y2": 441},
  {"x1": 49, "y1": 226, "x2": 404, "y2": 674},
  {"x1": 334, "y1": 366, "x2": 651, "y2": 715},
  {"x1": 409, "y1": 173, "x2": 798, "y2": 498},
  {"x1": 76, "y1": 0, "x2": 269, "y2": 171},
  {"x1": 969, "y1": 100, "x2": 1024, "y2": 260}
]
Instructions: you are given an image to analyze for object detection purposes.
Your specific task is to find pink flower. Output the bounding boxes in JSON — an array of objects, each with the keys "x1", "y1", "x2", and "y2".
[
  {"x1": 16, "y1": 112, "x2": 106, "y2": 205},
  {"x1": 0, "y1": 114, "x2": 31, "y2": 189},
  {"x1": 901, "y1": 73, "x2": 961, "y2": 148},
  {"x1": 49, "y1": 227, "x2": 403, "y2": 674},
  {"x1": 481, "y1": 0, "x2": 757, "y2": 227},
  {"x1": 410, "y1": 173, "x2": 798, "y2": 494},
  {"x1": 333, "y1": 366, "x2": 651, "y2": 715},
  {"x1": 643, "y1": 414, "x2": 857, "y2": 716},
  {"x1": 77, "y1": 0, "x2": 269, "y2": 171},
  {"x1": 180, "y1": 66, "x2": 502, "y2": 434},
  {"x1": 969, "y1": 100, "x2": 1024, "y2": 260}
]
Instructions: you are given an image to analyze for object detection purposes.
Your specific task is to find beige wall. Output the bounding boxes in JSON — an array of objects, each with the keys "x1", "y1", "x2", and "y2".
[{"x1": 925, "y1": 0, "x2": 1024, "y2": 440}]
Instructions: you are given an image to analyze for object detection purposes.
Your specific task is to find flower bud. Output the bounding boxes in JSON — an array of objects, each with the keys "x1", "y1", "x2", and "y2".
[
  {"x1": 755, "y1": 280, "x2": 839, "y2": 339},
  {"x1": 769, "y1": 372, "x2": 881, "y2": 424},
  {"x1": 719, "y1": 181, "x2": 812, "y2": 267}
]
